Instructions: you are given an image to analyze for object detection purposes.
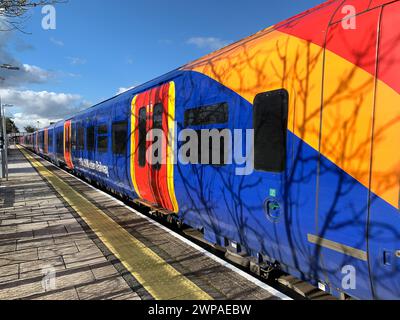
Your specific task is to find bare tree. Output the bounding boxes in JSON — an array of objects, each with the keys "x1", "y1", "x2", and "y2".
[
  {"x1": 24, "y1": 125, "x2": 35, "y2": 133},
  {"x1": 6, "y1": 117, "x2": 18, "y2": 133},
  {"x1": 0, "y1": 0, "x2": 66, "y2": 32}
]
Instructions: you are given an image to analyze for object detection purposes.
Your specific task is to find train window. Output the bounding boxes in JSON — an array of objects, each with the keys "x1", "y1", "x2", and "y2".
[
  {"x1": 98, "y1": 124, "x2": 108, "y2": 135},
  {"x1": 138, "y1": 107, "x2": 147, "y2": 167},
  {"x1": 97, "y1": 136, "x2": 108, "y2": 152},
  {"x1": 87, "y1": 126, "x2": 95, "y2": 151},
  {"x1": 48, "y1": 130, "x2": 53, "y2": 147},
  {"x1": 70, "y1": 125, "x2": 75, "y2": 146},
  {"x1": 77, "y1": 125, "x2": 85, "y2": 150},
  {"x1": 112, "y1": 121, "x2": 128, "y2": 155},
  {"x1": 97, "y1": 124, "x2": 108, "y2": 153},
  {"x1": 253, "y1": 89, "x2": 289, "y2": 172},
  {"x1": 152, "y1": 103, "x2": 163, "y2": 170},
  {"x1": 185, "y1": 103, "x2": 229, "y2": 127},
  {"x1": 40, "y1": 131, "x2": 44, "y2": 150},
  {"x1": 56, "y1": 131, "x2": 63, "y2": 155}
]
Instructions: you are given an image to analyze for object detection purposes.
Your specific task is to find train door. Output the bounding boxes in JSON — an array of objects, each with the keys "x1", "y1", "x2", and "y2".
[
  {"x1": 232, "y1": 89, "x2": 290, "y2": 259},
  {"x1": 44, "y1": 128, "x2": 48, "y2": 155},
  {"x1": 64, "y1": 120, "x2": 74, "y2": 169},
  {"x1": 48, "y1": 128, "x2": 54, "y2": 159},
  {"x1": 56, "y1": 126, "x2": 64, "y2": 164},
  {"x1": 315, "y1": 8, "x2": 381, "y2": 299},
  {"x1": 130, "y1": 82, "x2": 178, "y2": 212},
  {"x1": 85, "y1": 115, "x2": 96, "y2": 168},
  {"x1": 368, "y1": 1, "x2": 400, "y2": 300},
  {"x1": 111, "y1": 102, "x2": 130, "y2": 189},
  {"x1": 39, "y1": 130, "x2": 43, "y2": 154},
  {"x1": 95, "y1": 113, "x2": 110, "y2": 180},
  {"x1": 35, "y1": 132, "x2": 38, "y2": 153}
]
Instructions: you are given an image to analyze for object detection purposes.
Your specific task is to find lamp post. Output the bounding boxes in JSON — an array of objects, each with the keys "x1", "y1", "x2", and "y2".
[
  {"x1": 0, "y1": 80, "x2": 5, "y2": 180},
  {"x1": 1, "y1": 104, "x2": 14, "y2": 181},
  {"x1": 0, "y1": 63, "x2": 20, "y2": 180}
]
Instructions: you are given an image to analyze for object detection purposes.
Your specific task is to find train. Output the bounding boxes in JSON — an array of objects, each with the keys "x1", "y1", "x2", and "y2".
[{"x1": 20, "y1": 0, "x2": 400, "y2": 300}]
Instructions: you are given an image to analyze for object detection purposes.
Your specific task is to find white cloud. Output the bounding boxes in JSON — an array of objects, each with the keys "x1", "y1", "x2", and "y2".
[
  {"x1": 1, "y1": 33, "x2": 54, "y2": 87},
  {"x1": 22, "y1": 64, "x2": 52, "y2": 82},
  {"x1": 116, "y1": 85, "x2": 137, "y2": 95},
  {"x1": 67, "y1": 56, "x2": 87, "y2": 65},
  {"x1": 187, "y1": 37, "x2": 232, "y2": 51},
  {"x1": 11, "y1": 113, "x2": 61, "y2": 131},
  {"x1": 0, "y1": 33, "x2": 54, "y2": 87},
  {"x1": 0, "y1": 31, "x2": 90, "y2": 131},
  {"x1": 0, "y1": 88, "x2": 91, "y2": 130},
  {"x1": 0, "y1": 63, "x2": 53, "y2": 88}
]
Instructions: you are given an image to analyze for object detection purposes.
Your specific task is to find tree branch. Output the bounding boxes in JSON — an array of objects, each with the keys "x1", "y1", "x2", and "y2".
[{"x1": 0, "y1": 0, "x2": 67, "y2": 32}]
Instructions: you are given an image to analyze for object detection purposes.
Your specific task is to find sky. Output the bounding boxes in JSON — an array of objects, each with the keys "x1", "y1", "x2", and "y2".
[{"x1": 0, "y1": 0, "x2": 326, "y2": 130}]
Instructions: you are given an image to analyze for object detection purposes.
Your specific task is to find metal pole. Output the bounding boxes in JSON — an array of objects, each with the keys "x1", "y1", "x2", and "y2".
[
  {"x1": 12, "y1": 127, "x2": 15, "y2": 147},
  {"x1": 3, "y1": 104, "x2": 8, "y2": 181},
  {"x1": 0, "y1": 95, "x2": 4, "y2": 179},
  {"x1": 0, "y1": 64, "x2": 19, "y2": 181}
]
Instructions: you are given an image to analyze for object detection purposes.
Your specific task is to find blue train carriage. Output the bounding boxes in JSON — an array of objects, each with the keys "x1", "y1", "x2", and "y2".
[
  {"x1": 67, "y1": 92, "x2": 133, "y2": 198},
  {"x1": 24, "y1": 0, "x2": 400, "y2": 301}
]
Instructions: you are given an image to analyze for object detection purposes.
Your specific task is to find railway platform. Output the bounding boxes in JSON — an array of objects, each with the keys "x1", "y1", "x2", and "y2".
[{"x1": 0, "y1": 146, "x2": 290, "y2": 300}]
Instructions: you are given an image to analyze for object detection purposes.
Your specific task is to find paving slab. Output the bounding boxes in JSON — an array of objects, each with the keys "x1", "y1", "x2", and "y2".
[
  {"x1": 0, "y1": 147, "x2": 141, "y2": 300},
  {"x1": 0, "y1": 146, "x2": 290, "y2": 301}
]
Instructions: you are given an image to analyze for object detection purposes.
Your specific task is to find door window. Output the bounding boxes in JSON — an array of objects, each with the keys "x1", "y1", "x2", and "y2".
[{"x1": 253, "y1": 89, "x2": 289, "y2": 172}]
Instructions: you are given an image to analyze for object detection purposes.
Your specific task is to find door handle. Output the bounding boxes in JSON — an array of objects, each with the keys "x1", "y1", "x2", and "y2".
[{"x1": 264, "y1": 199, "x2": 281, "y2": 221}]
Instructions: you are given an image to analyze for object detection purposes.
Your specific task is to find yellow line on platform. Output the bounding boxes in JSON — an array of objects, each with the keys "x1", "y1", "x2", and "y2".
[{"x1": 19, "y1": 147, "x2": 212, "y2": 300}]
